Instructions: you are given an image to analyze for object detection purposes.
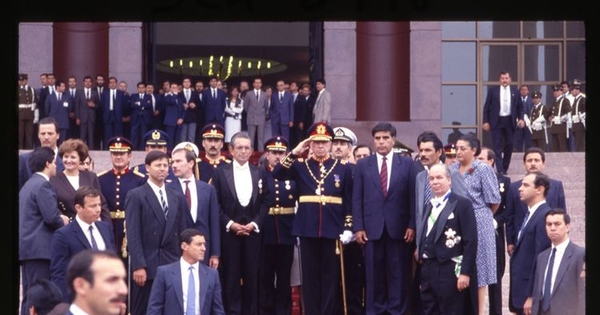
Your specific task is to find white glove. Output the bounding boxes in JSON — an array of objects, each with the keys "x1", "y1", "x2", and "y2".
[
  {"x1": 493, "y1": 219, "x2": 498, "y2": 230},
  {"x1": 33, "y1": 108, "x2": 39, "y2": 124},
  {"x1": 567, "y1": 119, "x2": 573, "y2": 129},
  {"x1": 339, "y1": 230, "x2": 355, "y2": 245}
]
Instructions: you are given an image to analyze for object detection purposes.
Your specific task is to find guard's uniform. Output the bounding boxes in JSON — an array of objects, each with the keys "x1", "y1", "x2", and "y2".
[
  {"x1": 18, "y1": 73, "x2": 36, "y2": 149},
  {"x1": 198, "y1": 123, "x2": 231, "y2": 184},
  {"x1": 259, "y1": 137, "x2": 298, "y2": 315},
  {"x1": 97, "y1": 137, "x2": 145, "y2": 260},
  {"x1": 272, "y1": 123, "x2": 353, "y2": 315},
  {"x1": 549, "y1": 84, "x2": 572, "y2": 152},
  {"x1": 529, "y1": 91, "x2": 551, "y2": 150},
  {"x1": 131, "y1": 129, "x2": 177, "y2": 183},
  {"x1": 570, "y1": 82, "x2": 586, "y2": 151}
]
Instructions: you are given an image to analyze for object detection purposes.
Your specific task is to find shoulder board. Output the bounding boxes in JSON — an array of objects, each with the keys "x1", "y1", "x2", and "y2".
[
  {"x1": 340, "y1": 159, "x2": 348, "y2": 164},
  {"x1": 297, "y1": 158, "x2": 304, "y2": 162},
  {"x1": 196, "y1": 158, "x2": 203, "y2": 163},
  {"x1": 133, "y1": 170, "x2": 146, "y2": 178},
  {"x1": 97, "y1": 170, "x2": 109, "y2": 176},
  {"x1": 224, "y1": 159, "x2": 232, "y2": 164}
]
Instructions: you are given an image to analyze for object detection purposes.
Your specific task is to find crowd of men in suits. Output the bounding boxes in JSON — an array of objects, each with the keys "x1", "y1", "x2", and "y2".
[
  {"x1": 18, "y1": 70, "x2": 585, "y2": 315},
  {"x1": 18, "y1": 73, "x2": 333, "y2": 156}
]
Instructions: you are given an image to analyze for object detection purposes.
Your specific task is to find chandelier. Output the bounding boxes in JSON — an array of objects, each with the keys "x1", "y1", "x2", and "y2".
[{"x1": 157, "y1": 56, "x2": 287, "y2": 80}]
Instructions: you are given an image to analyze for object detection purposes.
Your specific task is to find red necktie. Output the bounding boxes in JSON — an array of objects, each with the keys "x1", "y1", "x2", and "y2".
[
  {"x1": 380, "y1": 156, "x2": 388, "y2": 197},
  {"x1": 184, "y1": 180, "x2": 191, "y2": 209}
]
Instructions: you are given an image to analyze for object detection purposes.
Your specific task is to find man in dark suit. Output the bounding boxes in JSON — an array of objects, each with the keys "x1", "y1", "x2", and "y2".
[
  {"x1": 212, "y1": 131, "x2": 271, "y2": 315},
  {"x1": 505, "y1": 147, "x2": 566, "y2": 258},
  {"x1": 19, "y1": 146, "x2": 69, "y2": 315},
  {"x1": 162, "y1": 82, "x2": 184, "y2": 152},
  {"x1": 528, "y1": 209, "x2": 585, "y2": 315},
  {"x1": 125, "y1": 150, "x2": 188, "y2": 315},
  {"x1": 93, "y1": 74, "x2": 106, "y2": 150},
  {"x1": 482, "y1": 71, "x2": 525, "y2": 174},
  {"x1": 76, "y1": 76, "x2": 100, "y2": 150},
  {"x1": 130, "y1": 82, "x2": 153, "y2": 151},
  {"x1": 269, "y1": 79, "x2": 294, "y2": 140},
  {"x1": 102, "y1": 77, "x2": 128, "y2": 149},
  {"x1": 179, "y1": 77, "x2": 201, "y2": 144},
  {"x1": 66, "y1": 76, "x2": 81, "y2": 140},
  {"x1": 508, "y1": 172, "x2": 552, "y2": 315},
  {"x1": 477, "y1": 147, "x2": 511, "y2": 315},
  {"x1": 514, "y1": 85, "x2": 534, "y2": 152},
  {"x1": 202, "y1": 76, "x2": 226, "y2": 127},
  {"x1": 417, "y1": 164, "x2": 478, "y2": 315},
  {"x1": 147, "y1": 228, "x2": 225, "y2": 315},
  {"x1": 352, "y1": 122, "x2": 418, "y2": 315},
  {"x1": 44, "y1": 80, "x2": 72, "y2": 145},
  {"x1": 64, "y1": 250, "x2": 128, "y2": 315},
  {"x1": 290, "y1": 81, "x2": 308, "y2": 148},
  {"x1": 170, "y1": 143, "x2": 221, "y2": 269},
  {"x1": 18, "y1": 117, "x2": 64, "y2": 191},
  {"x1": 147, "y1": 83, "x2": 164, "y2": 131},
  {"x1": 50, "y1": 186, "x2": 116, "y2": 302}
]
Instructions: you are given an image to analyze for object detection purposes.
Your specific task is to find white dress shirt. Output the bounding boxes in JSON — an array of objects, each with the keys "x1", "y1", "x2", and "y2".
[
  {"x1": 179, "y1": 176, "x2": 198, "y2": 223},
  {"x1": 376, "y1": 150, "x2": 394, "y2": 190},
  {"x1": 426, "y1": 189, "x2": 452, "y2": 236},
  {"x1": 147, "y1": 180, "x2": 168, "y2": 210},
  {"x1": 543, "y1": 238, "x2": 570, "y2": 295},
  {"x1": 500, "y1": 85, "x2": 511, "y2": 116},
  {"x1": 517, "y1": 200, "x2": 547, "y2": 241},
  {"x1": 75, "y1": 215, "x2": 106, "y2": 250}
]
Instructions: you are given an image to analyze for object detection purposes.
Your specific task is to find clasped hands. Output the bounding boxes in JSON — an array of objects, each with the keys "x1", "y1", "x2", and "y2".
[{"x1": 231, "y1": 222, "x2": 254, "y2": 236}]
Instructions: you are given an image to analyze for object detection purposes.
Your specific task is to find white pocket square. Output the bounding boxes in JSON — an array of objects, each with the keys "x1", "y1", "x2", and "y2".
[{"x1": 448, "y1": 213, "x2": 455, "y2": 219}]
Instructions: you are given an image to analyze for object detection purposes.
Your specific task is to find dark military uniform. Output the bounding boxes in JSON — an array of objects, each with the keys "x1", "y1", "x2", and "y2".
[
  {"x1": 131, "y1": 129, "x2": 177, "y2": 183},
  {"x1": 570, "y1": 84, "x2": 586, "y2": 152},
  {"x1": 529, "y1": 91, "x2": 552, "y2": 150},
  {"x1": 97, "y1": 137, "x2": 145, "y2": 260},
  {"x1": 18, "y1": 74, "x2": 36, "y2": 149},
  {"x1": 272, "y1": 123, "x2": 353, "y2": 315},
  {"x1": 549, "y1": 84, "x2": 572, "y2": 152},
  {"x1": 198, "y1": 123, "x2": 231, "y2": 184},
  {"x1": 259, "y1": 137, "x2": 298, "y2": 315}
]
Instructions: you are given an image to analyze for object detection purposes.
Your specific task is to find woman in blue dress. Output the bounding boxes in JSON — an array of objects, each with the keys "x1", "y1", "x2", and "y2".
[{"x1": 449, "y1": 133, "x2": 500, "y2": 315}]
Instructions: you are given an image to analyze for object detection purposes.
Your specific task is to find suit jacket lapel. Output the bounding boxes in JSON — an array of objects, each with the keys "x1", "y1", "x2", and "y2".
[
  {"x1": 73, "y1": 223, "x2": 92, "y2": 249},
  {"x1": 162, "y1": 188, "x2": 178, "y2": 244},
  {"x1": 171, "y1": 264, "x2": 184, "y2": 310},
  {"x1": 224, "y1": 164, "x2": 238, "y2": 203},
  {"x1": 387, "y1": 154, "x2": 401, "y2": 196},
  {"x1": 250, "y1": 166, "x2": 259, "y2": 205},
  {"x1": 199, "y1": 265, "x2": 209, "y2": 313},
  {"x1": 368, "y1": 155, "x2": 384, "y2": 198},
  {"x1": 433, "y1": 195, "x2": 457, "y2": 241},
  {"x1": 552, "y1": 242, "x2": 575, "y2": 296},
  {"x1": 144, "y1": 184, "x2": 167, "y2": 225}
]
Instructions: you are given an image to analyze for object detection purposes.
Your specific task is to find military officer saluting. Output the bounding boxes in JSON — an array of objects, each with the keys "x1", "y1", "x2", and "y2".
[
  {"x1": 198, "y1": 123, "x2": 232, "y2": 184},
  {"x1": 272, "y1": 122, "x2": 354, "y2": 315},
  {"x1": 259, "y1": 136, "x2": 298, "y2": 315},
  {"x1": 131, "y1": 129, "x2": 177, "y2": 183},
  {"x1": 97, "y1": 136, "x2": 145, "y2": 260}
]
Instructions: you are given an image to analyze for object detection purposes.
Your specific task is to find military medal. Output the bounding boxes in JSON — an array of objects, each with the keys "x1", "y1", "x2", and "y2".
[
  {"x1": 285, "y1": 180, "x2": 291, "y2": 190},
  {"x1": 258, "y1": 179, "x2": 263, "y2": 194},
  {"x1": 315, "y1": 185, "x2": 321, "y2": 195},
  {"x1": 499, "y1": 182, "x2": 504, "y2": 193},
  {"x1": 334, "y1": 174, "x2": 340, "y2": 188}
]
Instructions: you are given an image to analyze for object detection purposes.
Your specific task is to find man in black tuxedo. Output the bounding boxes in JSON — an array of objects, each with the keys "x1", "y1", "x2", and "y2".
[
  {"x1": 212, "y1": 131, "x2": 271, "y2": 315},
  {"x1": 417, "y1": 164, "x2": 478, "y2": 315}
]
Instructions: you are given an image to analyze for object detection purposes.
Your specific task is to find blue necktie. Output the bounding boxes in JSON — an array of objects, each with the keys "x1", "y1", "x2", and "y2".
[
  {"x1": 517, "y1": 210, "x2": 531, "y2": 243},
  {"x1": 89, "y1": 225, "x2": 98, "y2": 250},
  {"x1": 187, "y1": 266, "x2": 196, "y2": 315},
  {"x1": 424, "y1": 180, "x2": 433, "y2": 206},
  {"x1": 542, "y1": 247, "x2": 557, "y2": 311}
]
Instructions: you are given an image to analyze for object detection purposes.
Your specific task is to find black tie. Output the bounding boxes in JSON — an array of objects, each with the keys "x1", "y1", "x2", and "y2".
[
  {"x1": 58, "y1": 93, "x2": 61, "y2": 102},
  {"x1": 160, "y1": 189, "x2": 169, "y2": 218},
  {"x1": 542, "y1": 247, "x2": 557, "y2": 311}
]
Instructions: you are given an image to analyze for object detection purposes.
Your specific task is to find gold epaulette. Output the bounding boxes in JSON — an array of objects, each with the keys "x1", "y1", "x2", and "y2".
[
  {"x1": 297, "y1": 158, "x2": 304, "y2": 162},
  {"x1": 223, "y1": 159, "x2": 232, "y2": 164},
  {"x1": 344, "y1": 215, "x2": 353, "y2": 229},
  {"x1": 97, "y1": 169, "x2": 109, "y2": 177},
  {"x1": 340, "y1": 159, "x2": 348, "y2": 164},
  {"x1": 133, "y1": 169, "x2": 146, "y2": 177}
]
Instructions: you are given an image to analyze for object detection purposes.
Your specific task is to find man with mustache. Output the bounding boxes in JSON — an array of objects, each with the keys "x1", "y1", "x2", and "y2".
[{"x1": 198, "y1": 123, "x2": 232, "y2": 184}]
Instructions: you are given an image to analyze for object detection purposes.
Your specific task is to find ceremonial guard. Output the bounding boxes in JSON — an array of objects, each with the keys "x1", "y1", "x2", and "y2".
[
  {"x1": 548, "y1": 84, "x2": 572, "y2": 152},
  {"x1": 529, "y1": 91, "x2": 552, "y2": 150},
  {"x1": 198, "y1": 123, "x2": 232, "y2": 184},
  {"x1": 97, "y1": 137, "x2": 146, "y2": 260},
  {"x1": 570, "y1": 80, "x2": 586, "y2": 151},
  {"x1": 18, "y1": 73, "x2": 37, "y2": 149},
  {"x1": 259, "y1": 136, "x2": 298, "y2": 315},
  {"x1": 272, "y1": 122, "x2": 354, "y2": 315},
  {"x1": 131, "y1": 129, "x2": 176, "y2": 183}
]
